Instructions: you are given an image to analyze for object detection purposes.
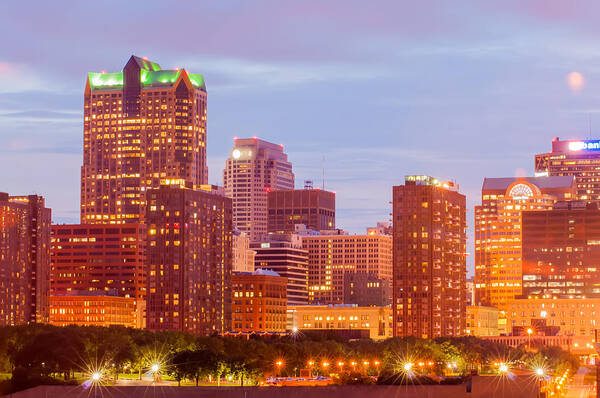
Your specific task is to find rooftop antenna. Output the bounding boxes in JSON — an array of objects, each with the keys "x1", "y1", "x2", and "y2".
[
  {"x1": 322, "y1": 156, "x2": 325, "y2": 190},
  {"x1": 589, "y1": 113, "x2": 592, "y2": 139}
]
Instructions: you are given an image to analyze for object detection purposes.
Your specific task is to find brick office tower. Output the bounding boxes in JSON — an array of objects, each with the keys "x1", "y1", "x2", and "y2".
[
  {"x1": 535, "y1": 137, "x2": 600, "y2": 202},
  {"x1": 474, "y1": 177, "x2": 576, "y2": 309},
  {"x1": 267, "y1": 188, "x2": 335, "y2": 233},
  {"x1": 81, "y1": 55, "x2": 208, "y2": 224},
  {"x1": 50, "y1": 224, "x2": 146, "y2": 327},
  {"x1": 392, "y1": 176, "x2": 467, "y2": 338},
  {"x1": 522, "y1": 201, "x2": 600, "y2": 299},
  {"x1": 223, "y1": 138, "x2": 294, "y2": 241},
  {"x1": 146, "y1": 186, "x2": 232, "y2": 335},
  {"x1": 0, "y1": 193, "x2": 51, "y2": 325}
]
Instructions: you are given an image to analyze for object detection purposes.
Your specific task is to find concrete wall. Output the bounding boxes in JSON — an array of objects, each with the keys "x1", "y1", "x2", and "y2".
[{"x1": 2, "y1": 376, "x2": 538, "y2": 398}]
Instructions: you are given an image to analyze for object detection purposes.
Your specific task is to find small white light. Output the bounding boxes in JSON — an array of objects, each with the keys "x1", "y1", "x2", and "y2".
[
  {"x1": 232, "y1": 149, "x2": 241, "y2": 159},
  {"x1": 151, "y1": 364, "x2": 160, "y2": 372},
  {"x1": 91, "y1": 372, "x2": 101, "y2": 381}
]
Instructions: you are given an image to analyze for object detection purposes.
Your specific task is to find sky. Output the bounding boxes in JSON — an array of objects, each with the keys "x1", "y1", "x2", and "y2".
[{"x1": 2, "y1": 1, "x2": 600, "y2": 272}]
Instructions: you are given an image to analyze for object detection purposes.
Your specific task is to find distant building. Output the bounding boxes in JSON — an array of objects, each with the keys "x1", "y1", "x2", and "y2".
[
  {"x1": 535, "y1": 137, "x2": 600, "y2": 202},
  {"x1": 466, "y1": 306, "x2": 499, "y2": 337},
  {"x1": 302, "y1": 233, "x2": 392, "y2": 304},
  {"x1": 522, "y1": 201, "x2": 600, "y2": 299},
  {"x1": 474, "y1": 176, "x2": 576, "y2": 309},
  {"x1": 81, "y1": 55, "x2": 208, "y2": 224},
  {"x1": 506, "y1": 297, "x2": 600, "y2": 339},
  {"x1": 50, "y1": 293, "x2": 137, "y2": 328},
  {"x1": 343, "y1": 272, "x2": 392, "y2": 307},
  {"x1": 267, "y1": 188, "x2": 335, "y2": 233},
  {"x1": 146, "y1": 186, "x2": 232, "y2": 335},
  {"x1": 367, "y1": 222, "x2": 392, "y2": 236},
  {"x1": 393, "y1": 175, "x2": 467, "y2": 338},
  {"x1": 0, "y1": 193, "x2": 51, "y2": 326},
  {"x1": 50, "y1": 223, "x2": 146, "y2": 328},
  {"x1": 232, "y1": 269, "x2": 287, "y2": 333},
  {"x1": 466, "y1": 277, "x2": 475, "y2": 306},
  {"x1": 223, "y1": 138, "x2": 294, "y2": 241},
  {"x1": 232, "y1": 232, "x2": 255, "y2": 273},
  {"x1": 289, "y1": 305, "x2": 393, "y2": 340},
  {"x1": 251, "y1": 234, "x2": 309, "y2": 306}
]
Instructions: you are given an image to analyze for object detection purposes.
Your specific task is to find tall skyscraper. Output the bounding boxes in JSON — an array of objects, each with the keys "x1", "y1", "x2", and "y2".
[
  {"x1": 81, "y1": 55, "x2": 208, "y2": 224},
  {"x1": 267, "y1": 188, "x2": 335, "y2": 233},
  {"x1": 392, "y1": 175, "x2": 466, "y2": 338},
  {"x1": 302, "y1": 232, "x2": 392, "y2": 305},
  {"x1": 223, "y1": 138, "x2": 294, "y2": 241},
  {"x1": 232, "y1": 231, "x2": 256, "y2": 273},
  {"x1": 250, "y1": 234, "x2": 309, "y2": 306},
  {"x1": 535, "y1": 137, "x2": 600, "y2": 202},
  {"x1": 474, "y1": 177, "x2": 576, "y2": 309},
  {"x1": 146, "y1": 186, "x2": 232, "y2": 335},
  {"x1": 0, "y1": 193, "x2": 51, "y2": 325},
  {"x1": 521, "y1": 201, "x2": 600, "y2": 299},
  {"x1": 50, "y1": 223, "x2": 146, "y2": 327}
]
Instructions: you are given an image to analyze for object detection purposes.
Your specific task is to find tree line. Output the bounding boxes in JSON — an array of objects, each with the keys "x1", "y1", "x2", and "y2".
[{"x1": 0, "y1": 324, "x2": 579, "y2": 393}]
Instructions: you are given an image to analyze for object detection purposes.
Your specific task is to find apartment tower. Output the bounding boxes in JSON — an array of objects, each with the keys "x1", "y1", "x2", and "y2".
[{"x1": 392, "y1": 175, "x2": 466, "y2": 338}]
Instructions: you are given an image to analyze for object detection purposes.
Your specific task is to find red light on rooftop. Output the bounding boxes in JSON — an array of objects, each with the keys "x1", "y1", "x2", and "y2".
[
  {"x1": 143, "y1": 56, "x2": 148, "y2": 60},
  {"x1": 265, "y1": 187, "x2": 271, "y2": 192},
  {"x1": 280, "y1": 144, "x2": 284, "y2": 148},
  {"x1": 252, "y1": 136, "x2": 258, "y2": 140},
  {"x1": 175, "y1": 67, "x2": 180, "y2": 71},
  {"x1": 101, "y1": 70, "x2": 106, "y2": 74},
  {"x1": 233, "y1": 136, "x2": 238, "y2": 141}
]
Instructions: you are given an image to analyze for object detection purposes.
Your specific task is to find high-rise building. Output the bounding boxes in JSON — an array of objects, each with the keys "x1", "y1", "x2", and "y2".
[
  {"x1": 474, "y1": 177, "x2": 576, "y2": 309},
  {"x1": 223, "y1": 138, "x2": 294, "y2": 241},
  {"x1": 465, "y1": 306, "x2": 499, "y2": 337},
  {"x1": 521, "y1": 201, "x2": 600, "y2": 299},
  {"x1": 50, "y1": 223, "x2": 146, "y2": 327},
  {"x1": 267, "y1": 188, "x2": 335, "y2": 233},
  {"x1": 146, "y1": 186, "x2": 232, "y2": 335},
  {"x1": 0, "y1": 193, "x2": 51, "y2": 326},
  {"x1": 250, "y1": 234, "x2": 309, "y2": 306},
  {"x1": 231, "y1": 270, "x2": 287, "y2": 333},
  {"x1": 302, "y1": 233, "x2": 392, "y2": 305},
  {"x1": 535, "y1": 137, "x2": 600, "y2": 202},
  {"x1": 49, "y1": 293, "x2": 138, "y2": 328},
  {"x1": 81, "y1": 55, "x2": 208, "y2": 224},
  {"x1": 232, "y1": 231, "x2": 255, "y2": 273},
  {"x1": 392, "y1": 175, "x2": 466, "y2": 338}
]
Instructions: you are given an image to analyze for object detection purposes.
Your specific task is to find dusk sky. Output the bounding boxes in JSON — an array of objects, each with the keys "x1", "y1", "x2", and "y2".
[{"x1": 2, "y1": 1, "x2": 600, "y2": 271}]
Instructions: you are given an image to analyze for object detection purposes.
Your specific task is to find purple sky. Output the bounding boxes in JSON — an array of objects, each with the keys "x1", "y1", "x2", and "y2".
[{"x1": 2, "y1": 1, "x2": 600, "y2": 271}]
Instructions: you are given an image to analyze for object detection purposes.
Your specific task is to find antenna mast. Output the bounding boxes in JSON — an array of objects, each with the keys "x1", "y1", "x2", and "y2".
[{"x1": 322, "y1": 156, "x2": 325, "y2": 190}]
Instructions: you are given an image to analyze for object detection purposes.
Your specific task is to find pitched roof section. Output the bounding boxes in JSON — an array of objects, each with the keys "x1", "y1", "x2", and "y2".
[
  {"x1": 87, "y1": 56, "x2": 206, "y2": 92},
  {"x1": 482, "y1": 176, "x2": 575, "y2": 191}
]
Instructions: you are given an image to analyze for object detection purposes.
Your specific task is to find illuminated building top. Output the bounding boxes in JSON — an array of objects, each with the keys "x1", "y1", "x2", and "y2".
[
  {"x1": 404, "y1": 175, "x2": 459, "y2": 191},
  {"x1": 87, "y1": 56, "x2": 205, "y2": 91}
]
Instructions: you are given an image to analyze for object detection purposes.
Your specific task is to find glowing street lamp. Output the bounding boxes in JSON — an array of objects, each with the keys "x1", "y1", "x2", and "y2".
[
  {"x1": 535, "y1": 368, "x2": 544, "y2": 377},
  {"x1": 403, "y1": 362, "x2": 414, "y2": 372},
  {"x1": 322, "y1": 361, "x2": 330, "y2": 369},
  {"x1": 499, "y1": 363, "x2": 508, "y2": 374},
  {"x1": 337, "y1": 361, "x2": 345, "y2": 369},
  {"x1": 307, "y1": 360, "x2": 315, "y2": 367},
  {"x1": 91, "y1": 372, "x2": 101, "y2": 382},
  {"x1": 151, "y1": 363, "x2": 160, "y2": 373},
  {"x1": 374, "y1": 360, "x2": 380, "y2": 367},
  {"x1": 527, "y1": 328, "x2": 533, "y2": 349}
]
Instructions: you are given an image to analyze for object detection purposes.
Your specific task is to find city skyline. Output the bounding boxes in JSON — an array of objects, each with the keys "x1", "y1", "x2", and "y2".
[{"x1": 4, "y1": 3, "x2": 600, "y2": 276}]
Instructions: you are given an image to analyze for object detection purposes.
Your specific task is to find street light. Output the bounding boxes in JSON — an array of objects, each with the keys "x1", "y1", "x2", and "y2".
[
  {"x1": 527, "y1": 328, "x2": 533, "y2": 349},
  {"x1": 403, "y1": 362, "x2": 413, "y2": 372},
  {"x1": 151, "y1": 363, "x2": 160, "y2": 373},
  {"x1": 499, "y1": 363, "x2": 508, "y2": 373},
  {"x1": 91, "y1": 372, "x2": 101, "y2": 382}
]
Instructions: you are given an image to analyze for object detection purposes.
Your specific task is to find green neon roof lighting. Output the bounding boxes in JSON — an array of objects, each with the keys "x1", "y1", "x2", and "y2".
[
  {"x1": 88, "y1": 72, "x2": 123, "y2": 89},
  {"x1": 188, "y1": 73, "x2": 206, "y2": 88},
  {"x1": 140, "y1": 70, "x2": 181, "y2": 86}
]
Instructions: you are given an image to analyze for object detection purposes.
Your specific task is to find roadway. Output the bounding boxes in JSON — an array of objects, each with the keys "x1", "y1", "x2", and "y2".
[{"x1": 566, "y1": 367, "x2": 593, "y2": 398}]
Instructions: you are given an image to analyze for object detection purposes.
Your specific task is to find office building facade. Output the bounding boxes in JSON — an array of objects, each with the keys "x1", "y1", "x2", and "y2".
[
  {"x1": 392, "y1": 175, "x2": 466, "y2": 338},
  {"x1": 521, "y1": 201, "x2": 600, "y2": 299},
  {"x1": 267, "y1": 188, "x2": 335, "y2": 233},
  {"x1": 302, "y1": 233, "x2": 393, "y2": 305},
  {"x1": 81, "y1": 55, "x2": 208, "y2": 224},
  {"x1": 535, "y1": 137, "x2": 600, "y2": 202},
  {"x1": 223, "y1": 138, "x2": 294, "y2": 241},
  {"x1": 251, "y1": 234, "x2": 309, "y2": 305},
  {"x1": 474, "y1": 177, "x2": 576, "y2": 309},
  {"x1": 50, "y1": 223, "x2": 146, "y2": 327}
]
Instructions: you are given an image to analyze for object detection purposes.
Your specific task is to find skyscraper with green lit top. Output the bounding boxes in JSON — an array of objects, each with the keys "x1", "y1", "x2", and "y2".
[{"x1": 81, "y1": 55, "x2": 208, "y2": 224}]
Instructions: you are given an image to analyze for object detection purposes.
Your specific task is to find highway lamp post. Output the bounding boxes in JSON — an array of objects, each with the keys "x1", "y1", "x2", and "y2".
[{"x1": 527, "y1": 328, "x2": 533, "y2": 350}]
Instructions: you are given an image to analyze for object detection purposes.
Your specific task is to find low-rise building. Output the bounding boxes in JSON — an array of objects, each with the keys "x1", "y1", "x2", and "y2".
[
  {"x1": 289, "y1": 305, "x2": 392, "y2": 340},
  {"x1": 232, "y1": 269, "x2": 287, "y2": 333},
  {"x1": 465, "y1": 306, "x2": 499, "y2": 336},
  {"x1": 49, "y1": 293, "x2": 137, "y2": 328}
]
